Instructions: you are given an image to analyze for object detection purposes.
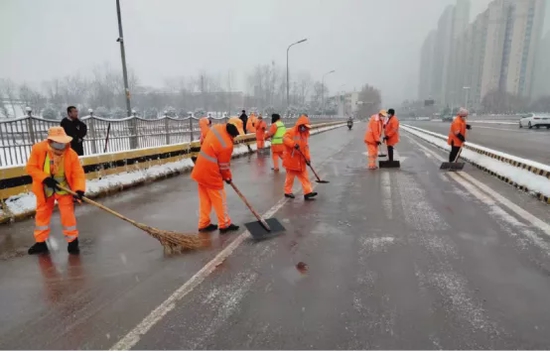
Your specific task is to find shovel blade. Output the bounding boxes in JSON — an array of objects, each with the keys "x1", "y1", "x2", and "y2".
[
  {"x1": 378, "y1": 154, "x2": 387, "y2": 158},
  {"x1": 440, "y1": 162, "x2": 465, "y2": 171},
  {"x1": 244, "y1": 217, "x2": 286, "y2": 240},
  {"x1": 315, "y1": 179, "x2": 330, "y2": 184},
  {"x1": 379, "y1": 160, "x2": 400, "y2": 168}
]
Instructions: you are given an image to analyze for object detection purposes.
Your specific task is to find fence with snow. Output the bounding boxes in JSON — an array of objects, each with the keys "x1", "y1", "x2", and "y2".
[
  {"x1": 0, "y1": 109, "x2": 346, "y2": 166},
  {"x1": 402, "y1": 124, "x2": 550, "y2": 204}
]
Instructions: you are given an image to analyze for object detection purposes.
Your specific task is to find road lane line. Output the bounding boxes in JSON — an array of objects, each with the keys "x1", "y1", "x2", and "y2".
[
  {"x1": 404, "y1": 132, "x2": 550, "y2": 238},
  {"x1": 110, "y1": 133, "x2": 349, "y2": 350}
]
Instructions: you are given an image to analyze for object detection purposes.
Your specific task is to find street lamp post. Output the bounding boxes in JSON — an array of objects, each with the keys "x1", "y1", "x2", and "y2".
[
  {"x1": 321, "y1": 70, "x2": 335, "y2": 114},
  {"x1": 463, "y1": 86, "x2": 471, "y2": 108},
  {"x1": 286, "y1": 38, "x2": 307, "y2": 109}
]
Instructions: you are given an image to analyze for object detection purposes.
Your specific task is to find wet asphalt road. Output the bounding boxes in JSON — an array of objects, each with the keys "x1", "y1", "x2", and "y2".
[
  {"x1": 2, "y1": 124, "x2": 550, "y2": 349},
  {"x1": 407, "y1": 120, "x2": 550, "y2": 165}
]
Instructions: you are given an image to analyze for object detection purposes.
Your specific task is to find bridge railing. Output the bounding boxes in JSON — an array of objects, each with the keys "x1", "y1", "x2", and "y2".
[{"x1": 0, "y1": 110, "x2": 346, "y2": 166}]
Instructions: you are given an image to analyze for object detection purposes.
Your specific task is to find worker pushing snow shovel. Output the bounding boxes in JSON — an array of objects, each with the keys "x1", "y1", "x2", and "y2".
[
  {"x1": 440, "y1": 108, "x2": 471, "y2": 171},
  {"x1": 379, "y1": 109, "x2": 401, "y2": 168}
]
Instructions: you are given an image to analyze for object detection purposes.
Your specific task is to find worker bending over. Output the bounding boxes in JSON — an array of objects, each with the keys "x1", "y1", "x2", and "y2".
[
  {"x1": 383, "y1": 109, "x2": 400, "y2": 161},
  {"x1": 191, "y1": 117, "x2": 244, "y2": 233},
  {"x1": 266, "y1": 113, "x2": 286, "y2": 171},
  {"x1": 364, "y1": 110, "x2": 387, "y2": 170},
  {"x1": 255, "y1": 114, "x2": 267, "y2": 152},
  {"x1": 447, "y1": 108, "x2": 471, "y2": 162},
  {"x1": 26, "y1": 127, "x2": 86, "y2": 255},
  {"x1": 283, "y1": 115, "x2": 317, "y2": 200}
]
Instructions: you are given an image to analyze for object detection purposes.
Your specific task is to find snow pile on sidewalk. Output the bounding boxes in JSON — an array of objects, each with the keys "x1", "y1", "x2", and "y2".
[
  {"x1": 1, "y1": 122, "x2": 345, "y2": 220},
  {"x1": 402, "y1": 125, "x2": 550, "y2": 199}
]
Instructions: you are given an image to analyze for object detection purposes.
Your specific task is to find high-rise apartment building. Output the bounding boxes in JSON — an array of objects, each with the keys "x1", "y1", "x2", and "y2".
[
  {"x1": 418, "y1": 30, "x2": 437, "y2": 101},
  {"x1": 532, "y1": 30, "x2": 550, "y2": 99}
]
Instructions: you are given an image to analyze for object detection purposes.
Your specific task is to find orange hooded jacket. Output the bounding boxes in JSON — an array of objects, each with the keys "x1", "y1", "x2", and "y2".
[
  {"x1": 199, "y1": 117, "x2": 211, "y2": 144},
  {"x1": 247, "y1": 114, "x2": 257, "y2": 133},
  {"x1": 447, "y1": 116, "x2": 467, "y2": 147},
  {"x1": 364, "y1": 114, "x2": 382, "y2": 145},
  {"x1": 282, "y1": 115, "x2": 311, "y2": 172},
  {"x1": 255, "y1": 118, "x2": 267, "y2": 139},
  {"x1": 191, "y1": 124, "x2": 234, "y2": 190},
  {"x1": 384, "y1": 115, "x2": 400, "y2": 146},
  {"x1": 26, "y1": 140, "x2": 86, "y2": 205}
]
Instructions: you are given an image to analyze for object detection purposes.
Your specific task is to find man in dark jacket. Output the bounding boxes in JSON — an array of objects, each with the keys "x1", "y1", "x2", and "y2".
[
  {"x1": 60, "y1": 106, "x2": 87, "y2": 156},
  {"x1": 239, "y1": 110, "x2": 248, "y2": 134}
]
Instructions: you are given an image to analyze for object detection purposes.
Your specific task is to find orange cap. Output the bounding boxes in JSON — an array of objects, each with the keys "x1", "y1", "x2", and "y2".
[{"x1": 47, "y1": 126, "x2": 72, "y2": 144}]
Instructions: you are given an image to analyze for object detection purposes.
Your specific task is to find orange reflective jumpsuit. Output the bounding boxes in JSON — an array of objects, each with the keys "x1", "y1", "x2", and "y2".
[
  {"x1": 447, "y1": 116, "x2": 467, "y2": 162},
  {"x1": 199, "y1": 117, "x2": 211, "y2": 145},
  {"x1": 364, "y1": 114, "x2": 382, "y2": 169},
  {"x1": 247, "y1": 114, "x2": 257, "y2": 133},
  {"x1": 283, "y1": 115, "x2": 313, "y2": 195},
  {"x1": 384, "y1": 115, "x2": 400, "y2": 161},
  {"x1": 266, "y1": 120, "x2": 285, "y2": 171},
  {"x1": 26, "y1": 140, "x2": 86, "y2": 243},
  {"x1": 191, "y1": 124, "x2": 235, "y2": 230},
  {"x1": 255, "y1": 118, "x2": 267, "y2": 149}
]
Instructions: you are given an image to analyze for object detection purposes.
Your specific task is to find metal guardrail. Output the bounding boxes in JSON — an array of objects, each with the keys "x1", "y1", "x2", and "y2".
[{"x1": 0, "y1": 111, "x2": 346, "y2": 166}]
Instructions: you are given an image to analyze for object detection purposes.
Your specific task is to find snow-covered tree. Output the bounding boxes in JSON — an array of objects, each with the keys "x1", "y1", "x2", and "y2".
[
  {"x1": 111, "y1": 107, "x2": 127, "y2": 119},
  {"x1": 42, "y1": 105, "x2": 59, "y2": 120},
  {"x1": 94, "y1": 106, "x2": 111, "y2": 118},
  {"x1": 144, "y1": 107, "x2": 158, "y2": 119},
  {"x1": 163, "y1": 106, "x2": 177, "y2": 118}
]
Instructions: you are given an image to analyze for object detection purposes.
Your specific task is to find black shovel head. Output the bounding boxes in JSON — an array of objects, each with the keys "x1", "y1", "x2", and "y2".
[
  {"x1": 379, "y1": 160, "x2": 400, "y2": 168},
  {"x1": 245, "y1": 217, "x2": 286, "y2": 240},
  {"x1": 440, "y1": 162, "x2": 465, "y2": 171},
  {"x1": 378, "y1": 154, "x2": 387, "y2": 158},
  {"x1": 315, "y1": 179, "x2": 330, "y2": 184}
]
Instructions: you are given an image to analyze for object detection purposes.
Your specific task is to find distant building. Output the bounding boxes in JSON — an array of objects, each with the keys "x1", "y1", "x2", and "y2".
[
  {"x1": 418, "y1": 30, "x2": 437, "y2": 101},
  {"x1": 532, "y1": 30, "x2": 550, "y2": 99}
]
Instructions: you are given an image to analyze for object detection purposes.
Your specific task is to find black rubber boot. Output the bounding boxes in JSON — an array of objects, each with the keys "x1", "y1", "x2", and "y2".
[
  {"x1": 388, "y1": 146, "x2": 394, "y2": 162},
  {"x1": 284, "y1": 193, "x2": 295, "y2": 199},
  {"x1": 219, "y1": 224, "x2": 240, "y2": 234},
  {"x1": 304, "y1": 192, "x2": 318, "y2": 201},
  {"x1": 28, "y1": 241, "x2": 49, "y2": 255},
  {"x1": 199, "y1": 224, "x2": 218, "y2": 232},
  {"x1": 67, "y1": 238, "x2": 80, "y2": 255}
]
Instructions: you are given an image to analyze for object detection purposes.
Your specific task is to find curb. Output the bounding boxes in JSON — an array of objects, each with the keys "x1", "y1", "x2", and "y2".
[{"x1": 0, "y1": 122, "x2": 346, "y2": 225}]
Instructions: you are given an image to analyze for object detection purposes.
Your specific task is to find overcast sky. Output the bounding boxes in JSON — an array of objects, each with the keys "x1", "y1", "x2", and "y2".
[{"x1": 1, "y1": 0, "x2": 498, "y2": 105}]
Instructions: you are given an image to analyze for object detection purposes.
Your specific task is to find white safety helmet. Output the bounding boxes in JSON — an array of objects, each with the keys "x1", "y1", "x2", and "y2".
[{"x1": 458, "y1": 108, "x2": 469, "y2": 117}]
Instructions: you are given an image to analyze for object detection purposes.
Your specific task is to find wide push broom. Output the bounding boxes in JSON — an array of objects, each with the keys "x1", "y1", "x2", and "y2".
[{"x1": 57, "y1": 185, "x2": 202, "y2": 252}]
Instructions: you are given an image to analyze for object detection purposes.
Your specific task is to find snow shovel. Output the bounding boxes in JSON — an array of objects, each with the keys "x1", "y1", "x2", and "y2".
[
  {"x1": 440, "y1": 146, "x2": 465, "y2": 171},
  {"x1": 296, "y1": 148, "x2": 330, "y2": 184},
  {"x1": 379, "y1": 159, "x2": 400, "y2": 168},
  {"x1": 229, "y1": 181, "x2": 285, "y2": 240}
]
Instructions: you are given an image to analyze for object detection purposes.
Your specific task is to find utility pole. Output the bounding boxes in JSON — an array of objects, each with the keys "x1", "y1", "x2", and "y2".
[
  {"x1": 115, "y1": 0, "x2": 136, "y2": 148},
  {"x1": 286, "y1": 38, "x2": 307, "y2": 110}
]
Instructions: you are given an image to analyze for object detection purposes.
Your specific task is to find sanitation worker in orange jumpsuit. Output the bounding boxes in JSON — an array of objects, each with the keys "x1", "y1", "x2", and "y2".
[
  {"x1": 26, "y1": 126, "x2": 86, "y2": 255},
  {"x1": 383, "y1": 109, "x2": 400, "y2": 161},
  {"x1": 247, "y1": 113, "x2": 257, "y2": 134},
  {"x1": 364, "y1": 109, "x2": 387, "y2": 169},
  {"x1": 191, "y1": 118, "x2": 244, "y2": 233},
  {"x1": 255, "y1": 114, "x2": 267, "y2": 151},
  {"x1": 447, "y1": 107, "x2": 471, "y2": 162},
  {"x1": 199, "y1": 116, "x2": 212, "y2": 145},
  {"x1": 265, "y1": 113, "x2": 286, "y2": 171},
  {"x1": 283, "y1": 115, "x2": 317, "y2": 201}
]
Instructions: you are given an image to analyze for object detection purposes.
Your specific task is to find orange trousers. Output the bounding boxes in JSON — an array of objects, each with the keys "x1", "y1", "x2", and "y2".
[
  {"x1": 366, "y1": 143, "x2": 378, "y2": 168},
  {"x1": 197, "y1": 183, "x2": 231, "y2": 229},
  {"x1": 284, "y1": 169, "x2": 313, "y2": 194},
  {"x1": 271, "y1": 145, "x2": 284, "y2": 171},
  {"x1": 34, "y1": 193, "x2": 78, "y2": 243},
  {"x1": 256, "y1": 138, "x2": 265, "y2": 149}
]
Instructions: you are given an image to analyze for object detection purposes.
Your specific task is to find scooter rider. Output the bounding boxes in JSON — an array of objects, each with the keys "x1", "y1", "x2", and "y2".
[{"x1": 347, "y1": 116, "x2": 353, "y2": 130}]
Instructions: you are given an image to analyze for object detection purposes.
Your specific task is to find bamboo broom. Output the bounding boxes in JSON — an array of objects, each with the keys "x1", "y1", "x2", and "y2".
[{"x1": 57, "y1": 185, "x2": 202, "y2": 253}]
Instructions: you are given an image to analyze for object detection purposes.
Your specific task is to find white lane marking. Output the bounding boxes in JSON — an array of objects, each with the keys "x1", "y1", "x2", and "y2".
[
  {"x1": 405, "y1": 131, "x2": 550, "y2": 238},
  {"x1": 380, "y1": 172, "x2": 393, "y2": 220}
]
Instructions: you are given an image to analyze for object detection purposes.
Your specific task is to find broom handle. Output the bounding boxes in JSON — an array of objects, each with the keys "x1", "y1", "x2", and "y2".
[
  {"x1": 229, "y1": 181, "x2": 267, "y2": 225},
  {"x1": 296, "y1": 147, "x2": 321, "y2": 181},
  {"x1": 453, "y1": 146, "x2": 463, "y2": 163},
  {"x1": 56, "y1": 185, "x2": 138, "y2": 226}
]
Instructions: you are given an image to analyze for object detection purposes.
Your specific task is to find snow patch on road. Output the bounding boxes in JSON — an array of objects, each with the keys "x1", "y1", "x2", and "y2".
[
  {"x1": 402, "y1": 125, "x2": 550, "y2": 200},
  {"x1": 361, "y1": 237, "x2": 395, "y2": 252}
]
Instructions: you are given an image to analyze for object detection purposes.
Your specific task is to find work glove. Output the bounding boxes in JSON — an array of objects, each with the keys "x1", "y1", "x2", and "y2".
[
  {"x1": 383, "y1": 136, "x2": 388, "y2": 142},
  {"x1": 466, "y1": 124, "x2": 471, "y2": 130},
  {"x1": 305, "y1": 159, "x2": 311, "y2": 166},
  {"x1": 377, "y1": 141, "x2": 382, "y2": 146},
  {"x1": 225, "y1": 179, "x2": 232, "y2": 185},
  {"x1": 457, "y1": 133, "x2": 465, "y2": 142},
  {"x1": 73, "y1": 190, "x2": 85, "y2": 201},
  {"x1": 294, "y1": 144, "x2": 300, "y2": 150},
  {"x1": 43, "y1": 177, "x2": 59, "y2": 190}
]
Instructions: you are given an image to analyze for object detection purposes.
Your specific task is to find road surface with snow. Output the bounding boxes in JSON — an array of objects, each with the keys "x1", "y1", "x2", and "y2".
[
  {"x1": 1, "y1": 124, "x2": 550, "y2": 349},
  {"x1": 407, "y1": 120, "x2": 550, "y2": 165}
]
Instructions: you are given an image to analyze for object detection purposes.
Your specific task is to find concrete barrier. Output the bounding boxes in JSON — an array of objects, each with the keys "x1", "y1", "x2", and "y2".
[
  {"x1": 402, "y1": 124, "x2": 550, "y2": 204},
  {"x1": 0, "y1": 121, "x2": 346, "y2": 224}
]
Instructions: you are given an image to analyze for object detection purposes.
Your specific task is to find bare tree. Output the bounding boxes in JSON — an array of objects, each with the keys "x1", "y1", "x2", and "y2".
[{"x1": 0, "y1": 79, "x2": 18, "y2": 117}]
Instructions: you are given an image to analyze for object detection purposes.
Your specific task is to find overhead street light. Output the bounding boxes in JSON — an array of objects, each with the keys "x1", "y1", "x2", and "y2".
[{"x1": 286, "y1": 38, "x2": 308, "y2": 109}]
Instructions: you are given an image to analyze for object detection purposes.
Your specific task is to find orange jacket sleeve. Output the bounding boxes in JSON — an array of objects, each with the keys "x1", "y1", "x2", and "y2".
[
  {"x1": 217, "y1": 146, "x2": 233, "y2": 181},
  {"x1": 385, "y1": 119, "x2": 398, "y2": 138},
  {"x1": 283, "y1": 129, "x2": 295, "y2": 149},
  {"x1": 26, "y1": 145, "x2": 49, "y2": 184},
  {"x1": 68, "y1": 150, "x2": 86, "y2": 192}
]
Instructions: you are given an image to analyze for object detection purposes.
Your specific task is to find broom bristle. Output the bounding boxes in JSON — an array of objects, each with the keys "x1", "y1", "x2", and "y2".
[{"x1": 135, "y1": 223, "x2": 203, "y2": 253}]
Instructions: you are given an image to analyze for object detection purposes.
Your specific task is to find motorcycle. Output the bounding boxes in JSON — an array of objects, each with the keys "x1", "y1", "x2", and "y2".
[{"x1": 347, "y1": 120, "x2": 353, "y2": 130}]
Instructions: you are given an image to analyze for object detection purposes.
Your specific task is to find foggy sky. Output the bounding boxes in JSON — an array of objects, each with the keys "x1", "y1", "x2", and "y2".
[{"x1": 1, "y1": 0, "x2": 494, "y2": 106}]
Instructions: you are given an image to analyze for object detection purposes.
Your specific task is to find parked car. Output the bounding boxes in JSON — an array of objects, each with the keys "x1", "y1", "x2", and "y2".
[
  {"x1": 442, "y1": 114, "x2": 454, "y2": 122},
  {"x1": 519, "y1": 113, "x2": 550, "y2": 129}
]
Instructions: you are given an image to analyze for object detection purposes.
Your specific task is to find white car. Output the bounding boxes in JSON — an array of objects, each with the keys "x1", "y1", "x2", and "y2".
[{"x1": 519, "y1": 113, "x2": 550, "y2": 129}]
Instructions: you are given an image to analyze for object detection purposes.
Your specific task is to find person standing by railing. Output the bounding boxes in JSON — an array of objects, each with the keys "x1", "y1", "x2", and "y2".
[{"x1": 60, "y1": 106, "x2": 87, "y2": 156}]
